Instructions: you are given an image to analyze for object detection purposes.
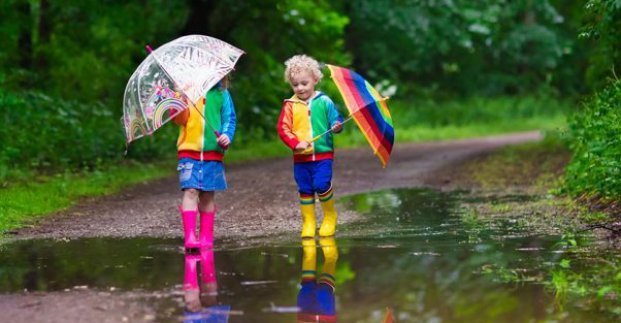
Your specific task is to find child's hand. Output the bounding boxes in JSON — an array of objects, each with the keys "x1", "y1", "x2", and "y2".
[
  {"x1": 331, "y1": 121, "x2": 343, "y2": 133},
  {"x1": 217, "y1": 134, "x2": 231, "y2": 148},
  {"x1": 295, "y1": 141, "x2": 310, "y2": 152}
]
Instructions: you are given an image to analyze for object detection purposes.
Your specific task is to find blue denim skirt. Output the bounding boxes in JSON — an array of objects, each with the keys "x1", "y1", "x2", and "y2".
[{"x1": 177, "y1": 158, "x2": 227, "y2": 191}]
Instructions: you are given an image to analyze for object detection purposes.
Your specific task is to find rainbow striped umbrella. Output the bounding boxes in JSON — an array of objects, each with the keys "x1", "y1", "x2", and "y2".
[{"x1": 327, "y1": 64, "x2": 394, "y2": 167}]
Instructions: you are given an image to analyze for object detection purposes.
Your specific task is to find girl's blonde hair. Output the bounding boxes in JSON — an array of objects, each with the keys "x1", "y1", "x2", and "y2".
[{"x1": 284, "y1": 55, "x2": 323, "y2": 83}]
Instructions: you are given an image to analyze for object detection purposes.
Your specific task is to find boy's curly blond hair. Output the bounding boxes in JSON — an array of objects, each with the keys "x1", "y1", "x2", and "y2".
[{"x1": 284, "y1": 54, "x2": 323, "y2": 83}]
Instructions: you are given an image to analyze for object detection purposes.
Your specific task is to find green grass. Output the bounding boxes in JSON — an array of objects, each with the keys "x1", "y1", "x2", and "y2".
[
  {"x1": 335, "y1": 95, "x2": 570, "y2": 146},
  {"x1": 0, "y1": 161, "x2": 173, "y2": 233},
  {"x1": 0, "y1": 95, "x2": 575, "y2": 234},
  {"x1": 0, "y1": 140, "x2": 295, "y2": 234},
  {"x1": 336, "y1": 114, "x2": 566, "y2": 147},
  {"x1": 226, "y1": 139, "x2": 289, "y2": 162}
]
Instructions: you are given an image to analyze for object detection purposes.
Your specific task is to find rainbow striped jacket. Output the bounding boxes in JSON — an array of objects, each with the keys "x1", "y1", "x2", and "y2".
[
  {"x1": 276, "y1": 92, "x2": 343, "y2": 163},
  {"x1": 174, "y1": 88, "x2": 236, "y2": 161}
]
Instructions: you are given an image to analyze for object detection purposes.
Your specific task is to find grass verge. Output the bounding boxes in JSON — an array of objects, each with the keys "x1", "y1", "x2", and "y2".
[
  {"x1": 0, "y1": 95, "x2": 572, "y2": 234},
  {"x1": 0, "y1": 161, "x2": 173, "y2": 233},
  {"x1": 449, "y1": 134, "x2": 621, "y2": 317}
]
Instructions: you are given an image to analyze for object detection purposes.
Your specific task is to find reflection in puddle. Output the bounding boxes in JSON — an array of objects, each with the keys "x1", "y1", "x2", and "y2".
[
  {"x1": 182, "y1": 248, "x2": 235, "y2": 321},
  {"x1": 297, "y1": 237, "x2": 337, "y2": 322},
  {"x1": 0, "y1": 188, "x2": 619, "y2": 322}
]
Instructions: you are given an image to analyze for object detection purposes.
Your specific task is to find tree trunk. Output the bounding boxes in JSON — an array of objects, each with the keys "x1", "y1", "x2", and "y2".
[
  {"x1": 35, "y1": 0, "x2": 51, "y2": 70},
  {"x1": 17, "y1": 1, "x2": 32, "y2": 69},
  {"x1": 181, "y1": 0, "x2": 215, "y2": 36},
  {"x1": 524, "y1": 0, "x2": 536, "y2": 25}
]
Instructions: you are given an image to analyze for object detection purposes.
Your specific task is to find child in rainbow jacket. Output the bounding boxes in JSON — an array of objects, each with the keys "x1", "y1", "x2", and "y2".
[
  {"x1": 173, "y1": 76, "x2": 236, "y2": 250},
  {"x1": 277, "y1": 55, "x2": 343, "y2": 238}
]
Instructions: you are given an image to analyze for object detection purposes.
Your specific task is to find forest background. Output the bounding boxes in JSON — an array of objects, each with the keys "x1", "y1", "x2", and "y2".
[{"x1": 1, "y1": 0, "x2": 620, "y2": 227}]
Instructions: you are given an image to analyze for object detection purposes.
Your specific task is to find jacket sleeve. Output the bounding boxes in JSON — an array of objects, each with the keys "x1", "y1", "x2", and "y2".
[
  {"x1": 220, "y1": 90, "x2": 237, "y2": 143},
  {"x1": 326, "y1": 97, "x2": 344, "y2": 133},
  {"x1": 276, "y1": 101, "x2": 300, "y2": 150}
]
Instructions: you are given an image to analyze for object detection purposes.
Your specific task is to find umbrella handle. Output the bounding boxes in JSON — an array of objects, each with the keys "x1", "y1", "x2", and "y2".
[{"x1": 214, "y1": 131, "x2": 229, "y2": 150}]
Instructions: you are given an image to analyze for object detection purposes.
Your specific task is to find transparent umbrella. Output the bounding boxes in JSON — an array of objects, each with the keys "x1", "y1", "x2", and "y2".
[{"x1": 122, "y1": 35, "x2": 244, "y2": 145}]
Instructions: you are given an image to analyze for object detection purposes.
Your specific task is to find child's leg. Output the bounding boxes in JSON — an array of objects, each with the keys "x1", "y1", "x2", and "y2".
[
  {"x1": 295, "y1": 163, "x2": 317, "y2": 238},
  {"x1": 198, "y1": 191, "x2": 216, "y2": 249},
  {"x1": 198, "y1": 191, "x2": 215, "y2": 212},
  {"x1": 314, "y1": 160, "x2": 337, "y2": 236},
  {"x1": 299, "y1": 193, "x2": 316, "y2": 238},
  {"x1": 180, "y1": 189, "x2": 201, "y2": 249},
  {"x1": 182, "y1": 188, "x2": 200, "y2": 211},
  {"x1": 318, "y1": 186, "x2": 337, "y2": 236}
]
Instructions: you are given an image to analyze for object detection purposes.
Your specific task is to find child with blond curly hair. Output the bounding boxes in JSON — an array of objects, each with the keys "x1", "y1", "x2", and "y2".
[{"x1": 276, "y1": 55, "x2": 343, "y2": 238}]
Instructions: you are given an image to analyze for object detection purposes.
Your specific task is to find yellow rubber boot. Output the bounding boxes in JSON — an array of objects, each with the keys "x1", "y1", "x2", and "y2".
[
  {"x1": 319, "y1": 237, "x2": 338, "y2": 288},
  {"x1": 318, "y1": 188, "x2": 337, "y2": 237},
  {"x1": 301, "y1": 238, "x2": 317, "y2": 281},
  {"x1": 300, "y1": 194, "x2": 316, "y2": 238}
]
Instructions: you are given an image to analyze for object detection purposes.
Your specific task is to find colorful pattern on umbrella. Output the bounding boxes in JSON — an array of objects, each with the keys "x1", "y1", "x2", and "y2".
[
  {"x1": 122, "y1": 35, "x2": 244, "y2": 144},
  {"x1": 327, "y1": 64, "x2": 394, "y2": 167}
]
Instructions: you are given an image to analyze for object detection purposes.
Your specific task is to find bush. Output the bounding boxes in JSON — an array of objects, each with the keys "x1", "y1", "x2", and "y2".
[
  {"x1": 565, "y1": 79, "x2": 621, "y2": 198},
  {"x1": 0, "y1": 90, "x2": 177, "y2": 182}
]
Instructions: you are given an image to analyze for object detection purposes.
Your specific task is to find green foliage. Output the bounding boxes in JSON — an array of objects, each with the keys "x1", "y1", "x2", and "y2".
[
  {"x1": 346, "y1": 0, "x2": 579, "y2": 95},
  {"x1": 0, "y1": 161, "x2": 172, "y2": 233},
  {"x1": 389, "y1": 95, "x2": 570, "y2": 127},
  {"x1": 564, "y1": 79, "x2": 621, "y2": 198},
  {"x1": 546, "y1": 233, "x2": 621, "y2": 316},
  {"x1": 0, "y1": 90, "x2": 176, "y2": 183},
  {"x1": 0, "y1": 0, "x2": 187, "y2": 103},
  {"x1": 0, "y1": 0, "x2": 600, "y2": 203},
  {"x1": 581, "y1": 0, "x2": 621, "y2": 88},
  {"x1": 211, "y1": 0, "x2": 350, "y2": 138}
]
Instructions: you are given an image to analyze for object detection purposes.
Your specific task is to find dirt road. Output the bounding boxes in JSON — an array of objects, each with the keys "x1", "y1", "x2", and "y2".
[
  {"x1": 12, "y1": 131, "x2": 542, "y2": 243},
  {"x1": 1, "y1": 132, "x2": 543, "y2": 323}
]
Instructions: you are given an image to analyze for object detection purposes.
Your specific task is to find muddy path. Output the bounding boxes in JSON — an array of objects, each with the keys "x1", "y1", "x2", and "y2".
[
  {"x1": 10, "y1": 131, "x2": 542, "y2": 244},
  {"x1": 1, "y1": 132, "x2": 544, "y2": 323}
]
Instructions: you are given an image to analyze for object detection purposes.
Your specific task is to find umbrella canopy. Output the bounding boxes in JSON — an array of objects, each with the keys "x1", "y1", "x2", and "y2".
[
  {"x1": 327, "y1": 64, "x2": 394, "y2": 167},
  {"x1": 122, "y1": 35, "x2": 244, "y2": 144}
]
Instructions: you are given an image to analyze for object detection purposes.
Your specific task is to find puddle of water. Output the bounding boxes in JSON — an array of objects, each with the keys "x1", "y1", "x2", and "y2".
[{"x1": 0, "y1": 188, "x2": 619, "y2": 322}]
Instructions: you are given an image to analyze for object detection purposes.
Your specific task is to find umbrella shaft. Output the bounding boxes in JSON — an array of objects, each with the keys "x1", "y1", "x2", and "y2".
[
  {"x1": 147, "y1": 45, "x2": 220, "y2": 139},
  {"x1": 310, "y1": 116, "x2": 353, "y2": 143}
]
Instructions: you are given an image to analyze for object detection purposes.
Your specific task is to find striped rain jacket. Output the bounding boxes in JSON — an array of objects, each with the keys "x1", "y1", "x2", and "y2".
[
  {"x1": 276, "y1": 92, "x2": 343, "y2": 163},
  {"x1": 174, "y1": 88, "x2": 236, "y2": 161}
]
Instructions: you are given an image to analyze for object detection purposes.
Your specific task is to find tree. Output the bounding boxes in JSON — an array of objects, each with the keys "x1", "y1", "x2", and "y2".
[
  {"x1": 581, "y1": 0, "x2": 621, "y2": 88},
  {"x1": 345, "y1": 0, "x2": 578, "y2": 96}
]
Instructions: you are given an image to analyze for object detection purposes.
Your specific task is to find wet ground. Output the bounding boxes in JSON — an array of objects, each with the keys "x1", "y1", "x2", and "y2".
[
  {"x1": 1, "y1": 188, "x2": 618, "y2": 322},
  {"x1": 7, "y1": 132, "x2": 543, "y2": 242}
]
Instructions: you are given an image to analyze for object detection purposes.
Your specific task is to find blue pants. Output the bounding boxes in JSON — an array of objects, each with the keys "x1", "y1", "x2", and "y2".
[
  {"x1": 293, "y1": 160, "x2": 333, "y2": 195},
  {"x1": 297, "y1": 282, "x2": 336, "y2": 316}
]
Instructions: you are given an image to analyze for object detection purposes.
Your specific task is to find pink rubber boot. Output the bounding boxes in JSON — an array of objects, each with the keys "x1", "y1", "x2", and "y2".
[
  {"x1": 180, "y1": 207, "x2": 201, "y2": 250},
  {"x1": 183, "y1": 253, "x2": 200, "y2": 291},
  {"x1": 183, "y1": 253, "x2": 202, "y2": 312},
  {"x1": 200, "y1": 248, "x2": 217, "y2": 285},
  {"x1": 200, "y1": 248, "x2": 218, "y2": 304},
  {"x1": 199, "y1": 209, "x2": 215, "y2": 249}
]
